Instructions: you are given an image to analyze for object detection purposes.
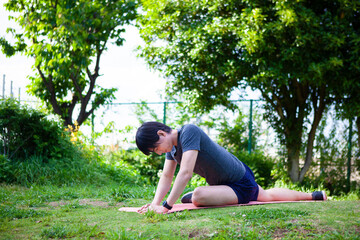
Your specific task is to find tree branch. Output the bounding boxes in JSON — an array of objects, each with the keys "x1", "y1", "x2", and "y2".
[
  {"x1": 64, "y1": 93, "x2": 79, "y2": 126},
  {"x1": 9, "y1": 132, "x2": 34, "y2": 160},
  {"x1": 70, "y1": 67, "x2": 84, "y2": 101},
  {"x1": 262, "y1": 85, "x2": 286, "y2": 121},
  {"x1": 84, "y1": 47, "x2": 103, "y2": 106},
  {"x1": 36, "y1": 65, "x2": 63, "y2": 116}
]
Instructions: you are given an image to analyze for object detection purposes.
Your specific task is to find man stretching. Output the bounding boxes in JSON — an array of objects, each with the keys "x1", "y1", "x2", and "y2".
[{"x1": 135, "y1": 122, "x2": 327, "y2": 213}]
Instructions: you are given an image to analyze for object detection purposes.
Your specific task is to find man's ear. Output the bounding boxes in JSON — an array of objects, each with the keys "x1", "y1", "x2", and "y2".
[{"x1": 157, "y1": 130, "x2": 166, "y2": 137}]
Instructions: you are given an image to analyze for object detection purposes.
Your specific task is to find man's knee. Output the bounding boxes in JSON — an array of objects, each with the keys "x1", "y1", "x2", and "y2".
[
  {"x1": 192, "y1": 187, "x2": 208, "y2": 206},
  {"x1": 257, "y1": 188, "x2": 275, "y2": 202}
]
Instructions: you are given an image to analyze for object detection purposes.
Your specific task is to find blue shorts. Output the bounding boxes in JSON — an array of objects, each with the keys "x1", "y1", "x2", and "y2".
[{"x1": 226, "y1": 163, "x2": 259, "y2": 204}]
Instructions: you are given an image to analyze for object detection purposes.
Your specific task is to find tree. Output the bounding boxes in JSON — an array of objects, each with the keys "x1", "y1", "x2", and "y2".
[
  {"x1": 333, "y1": 41, "x2": 360, "y2": 150},
  {"x1": 1, "y1": 0, "x2": 137, "y2": 126},
  {"x1": 138, "y1": 0, "x2": 360, "y2": 182},
  {"x1": 335, "y1": 81, "x2": 360, "y2": 151}
]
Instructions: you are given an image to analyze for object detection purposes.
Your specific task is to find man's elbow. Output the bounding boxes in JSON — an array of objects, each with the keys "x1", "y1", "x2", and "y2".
[
  {"x1": 161, "y1": 171, "x2": 174, "y2": 180},
  {"x1": 178, "y1": 170, "x2": 193, "y2": 182}
]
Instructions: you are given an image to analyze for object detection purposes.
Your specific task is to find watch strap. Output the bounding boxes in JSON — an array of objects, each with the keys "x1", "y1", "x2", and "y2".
[{"x1": 162, "y1": 200, "x2": 173, "y2": 210}]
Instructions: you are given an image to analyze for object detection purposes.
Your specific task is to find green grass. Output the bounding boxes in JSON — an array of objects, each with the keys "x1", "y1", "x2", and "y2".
[{"x1": 0, "y1": 184, "x2": 359, "y2": 239}]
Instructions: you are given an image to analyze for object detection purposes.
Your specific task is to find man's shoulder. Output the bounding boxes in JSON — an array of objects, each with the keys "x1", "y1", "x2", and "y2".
[
  {"x1": 181, "y1": 124, "x2": 203, "y2": 136},
  {"x1": 179, "y1": 124, "x2": 203, "y2": 151},
  {"x1": 182, "y1": 124, "x2": 201, "y2": 131}
]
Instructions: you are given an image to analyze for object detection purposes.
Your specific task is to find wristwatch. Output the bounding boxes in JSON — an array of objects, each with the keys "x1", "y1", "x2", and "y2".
[{"x1": 162, "y1": 200, "x2": 173, "y2": 210}]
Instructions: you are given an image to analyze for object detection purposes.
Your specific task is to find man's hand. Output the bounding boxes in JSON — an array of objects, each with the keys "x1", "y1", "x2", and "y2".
[
  {"x1": 137, "y1": 203, "x2": 169, "y2": 214},
  {"x1": 137, "y1": 203, "x2": 151, "y2": 214}
]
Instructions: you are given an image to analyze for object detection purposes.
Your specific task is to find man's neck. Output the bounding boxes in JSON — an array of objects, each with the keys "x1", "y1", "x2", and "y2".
[{"x1": 171, "y1": 129, "x2": 178, "y2": 147}]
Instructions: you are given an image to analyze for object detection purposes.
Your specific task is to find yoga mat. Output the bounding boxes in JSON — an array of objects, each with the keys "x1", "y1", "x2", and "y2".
[{"x1": 119, "y1": 200, "x2": 316, "y2": 214}]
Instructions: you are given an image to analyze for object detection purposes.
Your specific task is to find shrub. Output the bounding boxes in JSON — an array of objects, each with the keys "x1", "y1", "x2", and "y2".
[
  {"x1": 0, "y1": 99, "x2": 143, "y2": 187},
  {"x1": 309, "y1": 117, "x2": 360, "y2": 195},
  {"x1": 108, "y1": 148, "x2": 164, "y2": 183},
  {"x1": 99, "y1": 152, "x2": 146, "y2": 186},
  {"x1": 0, "y1": 155, "x2": 13, "y2": 183},
  {"x1": 0, "y1": 98, "x2": 74, "y2": 161},
  {"x1": 0, "y1": 99, "x2": 89, "y2": 186}
]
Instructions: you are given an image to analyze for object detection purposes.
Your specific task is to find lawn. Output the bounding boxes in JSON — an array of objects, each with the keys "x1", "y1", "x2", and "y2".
[{"x1": 0, "y1": 184, "x2": 359, "y2": 239}]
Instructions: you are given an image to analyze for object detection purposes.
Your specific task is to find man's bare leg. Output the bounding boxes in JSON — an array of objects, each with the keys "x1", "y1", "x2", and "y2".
[
  {"x1": 257, "y1": 185, "x2": 315, "y2": 202},
  {"x1": 191, "y1": 185, "x2": 238, "y2": 207},
  {"x1": 187, "y1": 185, "x2": 326, "y2": 206}
]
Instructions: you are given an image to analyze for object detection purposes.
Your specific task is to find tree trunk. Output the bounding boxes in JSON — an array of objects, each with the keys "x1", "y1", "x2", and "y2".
[
  {"x1": 262, "y1": 80, "x2": 308, "y2": 183},
  {"x1": 287, "y1": 144, "x2": 301, "y2": 182},
  {"x1": 299, "y1": 87, "x2": 327, "y2": 182},
  {"x1": 64, "y1": 116, "x2": 73, "y2": 128}
]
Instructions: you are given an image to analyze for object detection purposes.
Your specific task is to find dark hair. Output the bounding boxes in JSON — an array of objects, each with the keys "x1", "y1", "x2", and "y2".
[{"x1": 136, "y1": 121, "x2": 172, "y2": 155}]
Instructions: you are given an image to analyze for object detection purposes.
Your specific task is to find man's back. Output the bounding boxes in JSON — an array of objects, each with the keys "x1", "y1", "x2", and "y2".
[{"x1": 166, "y1": 124, "x2": 246, "y2": 185}]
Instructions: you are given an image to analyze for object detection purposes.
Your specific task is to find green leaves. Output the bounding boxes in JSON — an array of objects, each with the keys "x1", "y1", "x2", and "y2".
[
  {"x1": 138, "y1": 0, "x2": 360, "y2": 182},
  {"x1": 0, "y1": 98, "x2": 73, "y2": 161},
  {"x1": 139, "y1": 0, "x2": 251, "y2": 111},
  {"x1": 92, "y1": 87, "x2": 117, "y2": 110},
  {"x1": 3, "y1": 0, "x2": 137, "y2": 126}
]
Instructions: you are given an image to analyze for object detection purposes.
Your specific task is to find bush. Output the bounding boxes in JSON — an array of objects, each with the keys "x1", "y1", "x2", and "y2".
[
  {"x1": 0, "y1": 99, "x2": 91, "y2": 186},
  {"x1": 0, "y1": 99, "x2": 74, "y2": 161},
  {"x1": 0, "y1": 146, "x2": 145, "y2": 187},
  {"x1": 309, "y1": 117, "x2": 360, "y2": 196},
  {"x1": 99, "y1": 151, "x2": 146, "y2": 186},
  {"x1": 0, "y1": 99, "x2": 143, "y2": 187},
  {"x1": 108, "y1": 148, "x2": 164, "y2": 183},
  {"x1": 0, "y1": 155, "x2": 13, "y2": 183}
]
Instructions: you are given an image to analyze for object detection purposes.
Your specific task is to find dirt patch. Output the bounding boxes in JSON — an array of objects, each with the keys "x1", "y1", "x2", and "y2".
[
  {"x1": 272, "y1": 228, "x2": 289, "y2": 239},
  {"x1": 47, "y1": 200, "x2": 69, "y2": 207},
  {"x1": 78, "y1": 199, "x2": 113, "y2": 208},
  {"x1": 188, "y1": 229, "x2": 211, "y2": 238},
  {"x1": 178, "y1": 228, "x2": 210, "y2": 239},
  {"x1": 272, "y1": 225, "x2": 321, "y2": 239},
  {"x1": 47, "y1": 199, "x2": 123, "y2": 208}
]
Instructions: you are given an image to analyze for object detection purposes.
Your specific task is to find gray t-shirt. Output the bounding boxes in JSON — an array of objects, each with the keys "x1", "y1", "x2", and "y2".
[{"x1": 166, "y1": 124, "x2": 246, "y2": 185}]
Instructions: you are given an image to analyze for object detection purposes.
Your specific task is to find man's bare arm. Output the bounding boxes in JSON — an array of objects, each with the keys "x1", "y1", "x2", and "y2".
[{"x1": 165, "y1": 150, "x2": 198, "y2": 207}]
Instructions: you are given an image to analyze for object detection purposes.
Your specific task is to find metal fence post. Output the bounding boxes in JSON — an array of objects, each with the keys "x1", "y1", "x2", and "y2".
[
  {"x1": 347, "y1": 117, "x2": 353, "y2": 192},
  {"x1": 2, "y1": 74, "x2": 5, "y2": 98},
  {"x1": 248, "y1": 99, "x2": 253, "y2": 154},
  {"x1": 10, "y1": 80, "x2": 13, "y2": 98},
  {"x1": 163, "y1": 102, "x2": 167, "y2": 125},
  {"x1": 91, "y1": 112, "x2": 95, "y2": 145}
]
